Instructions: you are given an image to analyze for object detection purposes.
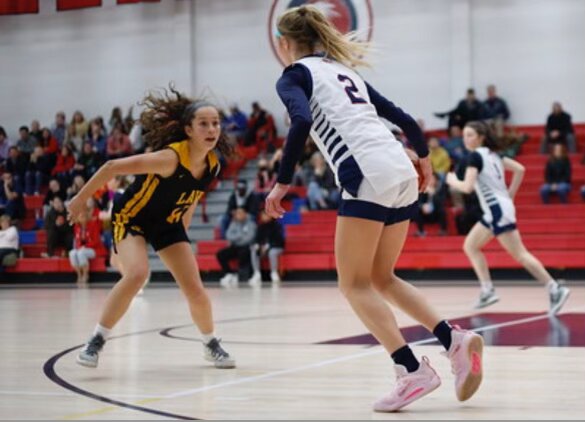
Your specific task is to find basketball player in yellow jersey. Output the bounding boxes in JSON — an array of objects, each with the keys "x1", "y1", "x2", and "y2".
[{"x1": 67, "y1": 87, "x2": 236, "y2": 369}]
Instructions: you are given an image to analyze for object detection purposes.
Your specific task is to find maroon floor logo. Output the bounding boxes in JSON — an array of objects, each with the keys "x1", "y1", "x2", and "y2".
[{"x1": 268, "y1": 0, "x2": 373, "y2": 66}]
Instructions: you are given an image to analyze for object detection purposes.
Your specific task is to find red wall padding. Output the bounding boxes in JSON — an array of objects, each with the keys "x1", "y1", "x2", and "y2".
[
  {"x1": 0, "y1": 0, "x2": 39, "y2": 15},
  {"x1": 56, "y1": 0, "x2": 102, "y2": 11}
]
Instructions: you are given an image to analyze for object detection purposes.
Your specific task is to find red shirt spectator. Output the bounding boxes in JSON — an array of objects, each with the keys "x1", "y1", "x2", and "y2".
[{"x1": 51, "y1": 146, "x2": 75, "y2": 176}]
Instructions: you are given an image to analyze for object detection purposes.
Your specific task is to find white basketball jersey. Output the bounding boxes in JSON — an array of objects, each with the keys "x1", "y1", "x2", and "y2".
[
  {"x1": 474, "y1": 147, "x2": 516, "y2": 224},
  {"x1": 296, "y1": 56, "x2": 417, "y2": 195}
]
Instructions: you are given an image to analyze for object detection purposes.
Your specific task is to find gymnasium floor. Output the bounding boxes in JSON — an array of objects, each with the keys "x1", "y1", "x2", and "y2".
[{"x1": 0, "y1": 282, "x2": 583, "y2": 420}]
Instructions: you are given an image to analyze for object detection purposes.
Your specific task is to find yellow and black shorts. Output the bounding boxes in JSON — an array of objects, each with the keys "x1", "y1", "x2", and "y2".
[{"x1": 111, "y1": 213, "x2": 189, "y2": 253}]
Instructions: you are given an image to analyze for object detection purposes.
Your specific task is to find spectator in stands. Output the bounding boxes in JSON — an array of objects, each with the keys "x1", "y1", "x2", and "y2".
[
  {"x1": 306, "y1": 152, "x2": 340, "y2": 210},
  {"x1": 108, "y1": 107, "x2": 125, "y2": 134},
  {"x1": 435, "y1": 88, "x2": 484, "y2": 129},
  {"x1": 39, "y1": 127, "x2": 59, "y2": 165},
  {"x1": 245, "y1": 102, "x2": 268, "y2": 146},
  {"x1": 248, "y1": 209, "x2": 285, "y2": 286},
  {"x1": 5, "y1": 146, "x2": 27, "y2": 192},
  {"x1": 74, "y1": 141, "x2": 103, "y2": 181},
  {"x1": 220, "y1": 179, "x2": 259, "y2": 238},
  {"x1": 70, "y1": 111, "x2": 90, "y2": 152},
  {"x1": 483, "y1": 84, "x2": 510, "y2": 138},
  {"x1": 17, "y1": 125, "x2": 37, "y2": 159},
  {"x1": 67, "y1": 175, "x2": 86, "y2": 202},
  {"x1": 128, "y1": 112, "x2": 146, "y2": 154},
  {"x1": 43, "y1": 178, "x2": 67, "y2": 217},
  {"x1": 428, "y1": 137, "x2": 451, "y2": 177},
  {"x1": 414, "y1": 173, "x2": 448, "y2": 237},
  {"x1": 51, "y1": 111, "x2": 68, "y2": 147},
  {"x1": 0, "y1": 172, "x2": 25, "y2": 221},
  {"x1": 30, "y1": 120, "x2": 43, "y2": 144},
  {"x1": 106, "y1": 124, "x2": 133, "y2": 159},
  {"x1": 441, "y1": 125, "x2": 466, "y2": 164},
  {"x1": 455, "y1": 192, "x2": 482, "y2": 235},
  {"x1": 0, "y1": 126, "x2": 12, "y2": 168},
  {"x1": 87, "y1": 119, "x2": 108, "y2": 157},
  {"x1": 70, "y1": 209, "x2": 103, "y2": 286},
  {"x1": 217, "y1": 208, "x2": 257, "y2": 287},
  {"x1": 51, "y1": 145, "x2": 76, "y2": 189},
  {"x1": 43, "y1": 196, "x2": 72, "y2": 257},
  {"x1": 0, "y1": 215, "x2": 19, "y2": 273},
  {"x1": 255, "y1": 158, "x2": 276, "y2": 199},
  {"x1": 540, "y1": 102, "x2": 576, "y2": 153},
  {"x1": 225, "y1": 104, "x2": 248, "y2": 141},
  {"x1": 540, "y1": 144, "x2": 571, "y2": 204},
  {"x1": 25, "y1": 146, "x2": 52, "y2": 196}
]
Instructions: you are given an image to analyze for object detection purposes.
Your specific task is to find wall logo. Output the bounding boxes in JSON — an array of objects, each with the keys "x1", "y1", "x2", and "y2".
[{"x1": 268, "y1": 0, "x2": 373, "y2": 66}]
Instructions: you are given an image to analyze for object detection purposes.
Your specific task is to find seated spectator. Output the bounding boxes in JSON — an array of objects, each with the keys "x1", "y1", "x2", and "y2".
[
  {"x1": 455, "y1": 192, "x2": 482, "y2": 235},
  {"x1": 434, "y1": 88, "x2": 485, "y2": 129},
  {"x1": 540, "y1": 144, "x2": 571, "y2": 204},
  {"x1": 220, "y1": 179, "x2": 259, "y2": 238},
  {"x1": 414, "y1": 173, "x2": 448, "y2": 236},
  {"x1": 43, "y1": 196, "x2": 72, "y2": 257},
  {"x1": 225, "y1": 104, "x2": 248, "y2": 141},
  {"x1": 0, "y1": 215, "x2": 19, "y2": 272},
  {"x1": 5, "y1": 146, "x2": 27, "y2": 192},
  {"x1": 39, "y1": 127, "x2": 59, "y2": 167},
  {"x1": 541, "y1": 102, "x2": 576, "y2": 153},
  {"x1": 108, "y1": 106, "x2": 125, "y2": 134},
  {"x1": 428, "y1": 137, "x2": 451, "y2": 176},
  {"x1": 128, "y1": 113, "x2": 146, "y2": 154},
  {"x1": 66, "y1": 175, "x2": 86, "y2": 202},
  {"x1": 217, "y1": 208, "x2": 257, "y2": 287},
  {"x1": 255, "y1": 158, "x2": 276, "y2": 199},
  {"x1": 0, "y1": 173, "x2": 25, "y2": 221},
  {"x1": 483, "y1": 84, "x2": 510, "y2": 122},
  {"x1": 441, "y1": 125, "x2": 466, "y2": 164},
  {"x1": 106, "y1": 124, "x2": 133, "y2": 159},
  {"x1": 69, "y1": 111, "x2": 89, "y2": 153},
  {"x1": 30, "y1": 120, "x2": 43, "y2": 144},
  {"x1": 0, "y1": 126, "x2": 12, "y2": 168},
  {"x1": 16, "y1": 125, "x2": 37, "y2": 160},
  {"x1": 51, "y1": 111, "x2": 68, "y2": 148},
  {"x1": 51, "y1": 145, "x2": 76, "y2": 189},
  {"x1": 25, "y1": 146, "x2": 52, "y2": 196},
  {"x1": 74, "y1": 141, "x2": 103, "y2": 180},
  {"x1": 248, "y1": 210, "x2": 285, "y2": 286},
  {"x1": 245, "y1": 102, "x2": 268, "y2": 146},
  {"x1": 306, "y1": 152, "x2": 340, "y2": 210},
  {"x1": 70, "y1": 209, "x2": 103, "y2": 286},
  {"x1": 87, "y1": 119, "x2": 107, "y2": 157},
  {"x1": 43, "y1": 178, "x2": 67, "y2": 216}
]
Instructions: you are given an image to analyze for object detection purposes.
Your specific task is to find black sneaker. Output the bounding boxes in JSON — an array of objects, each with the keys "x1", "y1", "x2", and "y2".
[
  {"x1": 76, "y1": 334, "x2": 105, "y2": 368},
  {"x1": 203, "y1": 338, "x2": 236, "y2": 369}
]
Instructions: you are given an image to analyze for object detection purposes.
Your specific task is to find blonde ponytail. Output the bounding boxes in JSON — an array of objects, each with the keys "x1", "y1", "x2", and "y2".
[{"x1": 277, "y1": 5, "x2": 370, "y2": 68}]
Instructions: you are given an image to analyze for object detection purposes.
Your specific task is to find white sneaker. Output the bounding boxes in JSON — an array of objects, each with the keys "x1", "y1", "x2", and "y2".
[
  {"x1": 474, "y1": 288, "x2": 499, "y2": 309},
  {"x1": 248, "y1": 271, "x2": 262, "y2": 287},
  {"x1": 220, "y1": 273, "x2": 236, "y2": 288},
  {"x1": 270, "y1": 271, "x2": 281, "y2": 283}
]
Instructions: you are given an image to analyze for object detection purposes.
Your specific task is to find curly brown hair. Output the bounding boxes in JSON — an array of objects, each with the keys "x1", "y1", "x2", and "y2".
[{"x1": 139, "y1": 85, "x2": 233, "y2": 158}]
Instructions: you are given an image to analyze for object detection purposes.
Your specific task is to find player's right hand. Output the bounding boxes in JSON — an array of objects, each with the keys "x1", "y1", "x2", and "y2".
[{"x1": 66, "y1": 194, "x2": 88, "y2": 225}]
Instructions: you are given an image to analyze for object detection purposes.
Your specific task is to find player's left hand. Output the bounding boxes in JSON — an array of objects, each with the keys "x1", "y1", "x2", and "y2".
[{"x1": 265, "y1": 183, "x2": 289, "y2": 219}]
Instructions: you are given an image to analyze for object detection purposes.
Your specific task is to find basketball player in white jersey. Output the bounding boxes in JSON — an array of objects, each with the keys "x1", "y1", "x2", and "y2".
[
  {"x1": 447, "y1": 121, "x2": 570, "y2": 311},
  {"x1": 265, "y1": 5, "x2": 483, "y2": 413}
]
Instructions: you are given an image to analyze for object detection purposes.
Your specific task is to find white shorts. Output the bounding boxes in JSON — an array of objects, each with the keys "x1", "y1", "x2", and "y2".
[
  {"x1": 338, "y1": 177, "x2": 419, "y2": 225},
  {"x1": 480, "y1": 197, "x2": 517, "y2": 235}
]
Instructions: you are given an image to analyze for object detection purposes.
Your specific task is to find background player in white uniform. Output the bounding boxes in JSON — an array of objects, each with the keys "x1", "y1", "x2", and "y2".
[
  {"x1": 447, "y1": 121, "x2": 570, "y2": 311},
  {"x1": 265, "y1": 5, "x2": 483, "y2": 413}
]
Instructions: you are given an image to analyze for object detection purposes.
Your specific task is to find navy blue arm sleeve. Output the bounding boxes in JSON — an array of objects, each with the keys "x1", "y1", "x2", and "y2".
[
  {"x1": 365, "y1": 82, "x2": 429, "y2": 158},
  {"x1": 275, "y1": 65, "x2": 313, "y2": 185}
]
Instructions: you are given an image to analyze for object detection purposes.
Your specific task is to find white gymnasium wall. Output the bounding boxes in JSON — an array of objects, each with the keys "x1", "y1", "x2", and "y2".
[
  {"x1": 0, "y1": 0, "x2": 192, "y2": 139},
  {"x1": 1, "y1": 0, "x2": 583, "y2": 138},
  {"x1": 471, "y1": 0, "x2": 585, "y2": 126}
]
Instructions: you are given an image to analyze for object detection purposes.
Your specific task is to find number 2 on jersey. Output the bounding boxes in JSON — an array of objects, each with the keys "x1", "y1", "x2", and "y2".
[{"x1": 337, "y1": 74, "x2": 367, "y2": 104}]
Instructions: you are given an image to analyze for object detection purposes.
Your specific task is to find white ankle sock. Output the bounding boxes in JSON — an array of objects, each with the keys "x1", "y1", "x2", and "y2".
[
  {"x1": 547, "y1": 280, "x2": 559, "y2": 294},
  {"x1": 202, "y1": 333, "x2": 216, "y2": 345},
  {"x1": 93, "y1": 324, "x2": 111, "y2": 339},
  {"x1": 480, "y1": 281, "x2": 494, "y2": 293}
]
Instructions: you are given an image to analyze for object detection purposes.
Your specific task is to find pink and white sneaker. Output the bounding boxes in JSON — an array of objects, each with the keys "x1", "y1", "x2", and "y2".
[
  {"x1": 373, "y1": 356, "x2": 441, "y2": 412},
  {"x1": 443, "y1": 327, "x2": 484, "y2": 401}
]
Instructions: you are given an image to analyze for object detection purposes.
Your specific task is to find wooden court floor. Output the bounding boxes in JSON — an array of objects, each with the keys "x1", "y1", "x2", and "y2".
[{"x1": 0, "y1": 282, "x2": 583, "y2": 420}]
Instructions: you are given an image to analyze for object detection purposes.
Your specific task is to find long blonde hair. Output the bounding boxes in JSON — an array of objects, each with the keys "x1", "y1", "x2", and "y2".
[{"x1": 277, "y1": 5, "x2": 370, "y2": 68}]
